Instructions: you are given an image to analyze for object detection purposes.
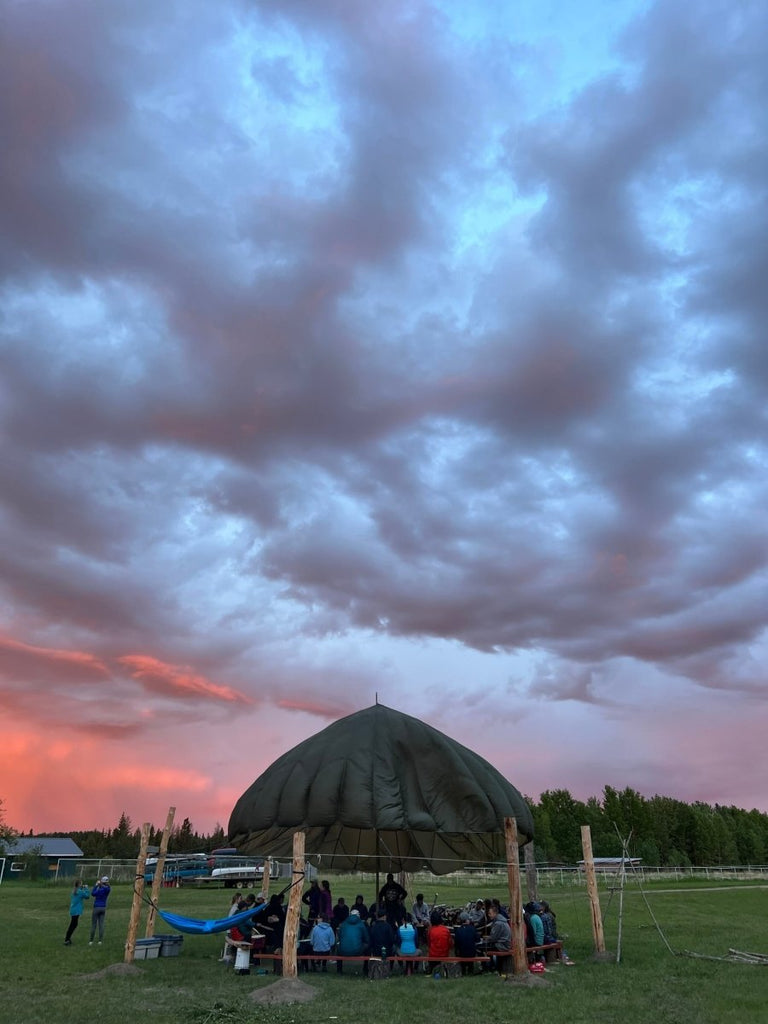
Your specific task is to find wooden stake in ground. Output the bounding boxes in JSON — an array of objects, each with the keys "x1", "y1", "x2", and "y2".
[
  {"x1": 524, "y1": 841, "x2": 538, "y2": 903},
  {"x1": 504, "y1": 816, "x2": 529, "y2": 976},
  {"x1": 261, "y1": 856, "x2": 271, "y2": 900},
  {"x1": 124, "y1": 822, "x2": 151, "y2": 963},
  {"x1": 145, "y1": 806, "x2": 175, "y2": 938},
  {"x1": 581, "y1": 824, "x2": 606, "y2": 954},
  {"x1": 281, "y1": 830, "x2": 305, "y2": 978}
]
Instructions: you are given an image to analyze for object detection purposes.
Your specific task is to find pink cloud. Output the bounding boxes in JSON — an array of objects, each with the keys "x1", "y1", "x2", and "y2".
[
  {"x1": 0, "y1": 634, "x2": 108, "y2": 676},
  {"x1": 275, "y1": 696, "x2": 351, "y2": 718},
  {"x1": 118, "y1": 654, "x2": 253, "y2": 705}
]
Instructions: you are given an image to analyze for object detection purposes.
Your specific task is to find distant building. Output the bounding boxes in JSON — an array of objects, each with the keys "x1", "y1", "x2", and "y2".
[{"x1": 1, "y1": 836, "x2": 84, "y2": 882}]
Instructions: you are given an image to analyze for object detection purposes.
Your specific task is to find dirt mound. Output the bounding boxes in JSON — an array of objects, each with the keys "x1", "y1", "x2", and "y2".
[
  {"x1": 80, "y1": 962, "x2": 143, "y2": 980},
  {"x1": 248, "y1": 978, "x2": 318, "y2": 1005}
]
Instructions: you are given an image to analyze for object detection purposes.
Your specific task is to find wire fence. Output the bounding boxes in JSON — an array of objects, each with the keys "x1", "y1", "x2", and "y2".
[
  {"x1": 6, "y1": 857, "x2": 768, "y2": 887},
  {"x1": 350, "y1": 863, "x2": 768, "y2": 890}
]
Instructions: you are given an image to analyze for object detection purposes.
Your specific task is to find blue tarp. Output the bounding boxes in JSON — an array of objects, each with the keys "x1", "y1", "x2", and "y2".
[{"x1": 156, "y1": 901, "x2": 266, "y2": 936}]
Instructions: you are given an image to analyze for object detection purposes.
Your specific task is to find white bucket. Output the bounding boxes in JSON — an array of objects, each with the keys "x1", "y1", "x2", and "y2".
[{"x1": 234, "y1": 946, "x2": 251, "y2": 974}]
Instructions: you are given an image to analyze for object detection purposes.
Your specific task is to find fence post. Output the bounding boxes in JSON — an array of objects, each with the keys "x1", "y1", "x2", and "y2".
[{"x1": 580, "y1": 825, "x2": 606, "y2": 955}]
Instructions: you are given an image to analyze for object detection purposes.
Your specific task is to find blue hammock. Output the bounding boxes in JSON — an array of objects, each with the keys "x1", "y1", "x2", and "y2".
[{"x1": 156, "y1": 901, "x2": 267, "y2": 936}]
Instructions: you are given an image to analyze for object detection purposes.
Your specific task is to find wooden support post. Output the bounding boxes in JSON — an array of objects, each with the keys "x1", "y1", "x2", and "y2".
[
  {"x1": 504, "y1": 816, "x2": 528, "y2": 976},
  {"x1": 124, "y1": 822, "x2": 151, "y2": 963},
  {"x1": 145, "y1": 806, "x2": 175, "y2": 938},
  {"x1": 581, "y1": 824, "x2": 606, "y2": 953},
  {"x1": 261, "y1": 857, "x2": 271, "y2": 900},
  {"x1": 524, "y1": 841, "x2": 538, "y2": 902},
  {"x1": 282, "y1": 831, "x2": 305, "y2": 978}
]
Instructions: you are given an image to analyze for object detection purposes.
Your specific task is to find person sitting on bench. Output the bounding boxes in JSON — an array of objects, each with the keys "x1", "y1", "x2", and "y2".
[
  {"x1": 453, "y1": 912, "x2": 480, "y2": 975},
  {"x1": 485, "y1": 905, "x2": 511, "y2": 973}
]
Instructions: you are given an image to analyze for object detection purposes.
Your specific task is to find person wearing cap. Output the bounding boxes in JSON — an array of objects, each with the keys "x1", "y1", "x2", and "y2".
[
  {"x1": 468, "y1": 898, "x2": 487, "y2": 934},
  {"x1": 89, "y1": 876, "x2": 111, "y2": 945},
  {"x1": 335, "y1": 908, "x2": 370, "y2": 974}
]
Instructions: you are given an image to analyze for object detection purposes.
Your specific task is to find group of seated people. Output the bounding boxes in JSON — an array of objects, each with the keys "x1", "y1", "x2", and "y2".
[{"x1": 222, "y1": 878, "x2": 559, "y2": 977}]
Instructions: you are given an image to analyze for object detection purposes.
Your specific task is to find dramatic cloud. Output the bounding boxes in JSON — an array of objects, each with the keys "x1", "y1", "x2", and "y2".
[{"x1": 1, "y1": 0, "x2": 766, "y2": 833}]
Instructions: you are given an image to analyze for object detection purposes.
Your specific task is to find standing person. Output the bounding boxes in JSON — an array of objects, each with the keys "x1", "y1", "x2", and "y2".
[
  {"x1": 320, "y1": 879, "x2": 333, "y2": 920},
  {"x1": 264, "y1": 892, "x2": 286, "y2": 972},
  {"x1": 64, "y1": 879, "x2": 90, "y2": 945},
  {"x1": 301, "y1": 879, "x2": 322, "y2": 925},
  {"x1": 378, "y1": 872, "x2": 407, "y2": 928},
  {"x1": 89, "y1": 876, "x2": 111, "y2": 945}
]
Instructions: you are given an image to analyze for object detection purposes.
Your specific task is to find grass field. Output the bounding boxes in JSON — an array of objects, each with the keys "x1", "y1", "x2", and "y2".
[{"x1": 0, "y1": 877, "x2": 766, "y2": 1024}]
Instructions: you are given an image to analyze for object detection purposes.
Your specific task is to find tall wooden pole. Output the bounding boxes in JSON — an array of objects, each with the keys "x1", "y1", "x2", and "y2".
[
  {"x1": 145, "y1": 806, "x2": 175, "y2": 938},
  {"x1": 261, "y1": 856, "x2": 271, "y2": 900},
  {"x1": 282, "y1": 831, "x2": 305, "y2": 978},
  {"x1": 616, "y1": 855, "x2": 626, "y2": 964},
  {"x1": 124, "y1": 822, "x2": 151, "y2": 963},
  {"x1": 580, "y1": 824, "x2": 606, "y2": 953},
  {"x1": 504, "y1": 817, "x2": 528, "y2": 976},
  {"x1": 524, "y1": 841, "x2": 538, "y2": 902}
]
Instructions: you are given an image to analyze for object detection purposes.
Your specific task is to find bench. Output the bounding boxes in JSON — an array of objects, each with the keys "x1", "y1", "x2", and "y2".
[
  {"x1": 239, "y1": 952, "x2": 494, "y2": 974},
  {"x1": 527, "y1": 941, "x2": 563, "y2": 963}
]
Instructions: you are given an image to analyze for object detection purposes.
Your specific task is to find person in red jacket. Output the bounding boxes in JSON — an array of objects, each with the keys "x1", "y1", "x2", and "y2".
[{"x1": 427, "y1": 910, "x2": 452, "y2": 971}]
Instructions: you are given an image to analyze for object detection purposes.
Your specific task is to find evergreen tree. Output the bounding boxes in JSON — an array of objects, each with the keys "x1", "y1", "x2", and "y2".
[
  {"x1": 111, "y1": 812, "x2": 136, "y2": 858},
  {"x1": 0, "y1": 798, "x2": 17, "y2": 853},
  {"x1": 173, "y1": 817, "x2": 196, "y2": 852}
]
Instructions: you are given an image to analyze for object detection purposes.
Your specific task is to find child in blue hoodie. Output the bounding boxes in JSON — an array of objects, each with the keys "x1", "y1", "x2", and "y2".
[
  {"x1": 64, "y1": 880, "x2": 90, "y2": 945},
  {"x1": 309, "y1": 914, "x2": 335, "y2": 971}
]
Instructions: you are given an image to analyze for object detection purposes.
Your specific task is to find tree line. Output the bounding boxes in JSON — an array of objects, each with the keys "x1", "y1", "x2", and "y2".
[
  {"x1": 3, "y1": 789, "x2": 768, "y2": 867},
  {"x1": 0, "y1": 808, "x2": 227, "y2": 860},
  {"x1": 528, "y1": 787, "x2": 768, "y2": 867}
]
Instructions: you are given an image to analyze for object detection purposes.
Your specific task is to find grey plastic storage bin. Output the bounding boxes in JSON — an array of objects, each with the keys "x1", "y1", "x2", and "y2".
[
  {"x1": 134, "y1": 938, "x2": 162, "y2": 960},
  {"x1": 157, "y1": 934, "x2": 184, "y2": 957}
]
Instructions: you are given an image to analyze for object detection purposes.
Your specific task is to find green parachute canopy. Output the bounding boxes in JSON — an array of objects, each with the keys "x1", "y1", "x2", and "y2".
[{"x1": 228, "y1": 703, "x2": 533, "y2": 874}]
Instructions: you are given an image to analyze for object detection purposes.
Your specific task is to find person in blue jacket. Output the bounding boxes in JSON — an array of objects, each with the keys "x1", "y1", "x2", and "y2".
[
  {"x1": 89, "y1": 876, "x2": 111, "y2": 944},
  {"x1": 335, "y1": 909, "x2": 370, "y2": 973},
  {"x1": 64, "y1": 879, "x2": 90, "y2": 945}
]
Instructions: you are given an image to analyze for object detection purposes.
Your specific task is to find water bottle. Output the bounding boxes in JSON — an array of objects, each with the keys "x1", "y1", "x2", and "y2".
[{"x1": 381, "y1": 946, "x2": 387, "y2": 960}]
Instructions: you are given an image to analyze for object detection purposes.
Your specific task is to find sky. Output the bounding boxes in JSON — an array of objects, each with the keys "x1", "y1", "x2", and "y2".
[{"x1": 1, "y1": 0, "x2": 767, "y2": 838}]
